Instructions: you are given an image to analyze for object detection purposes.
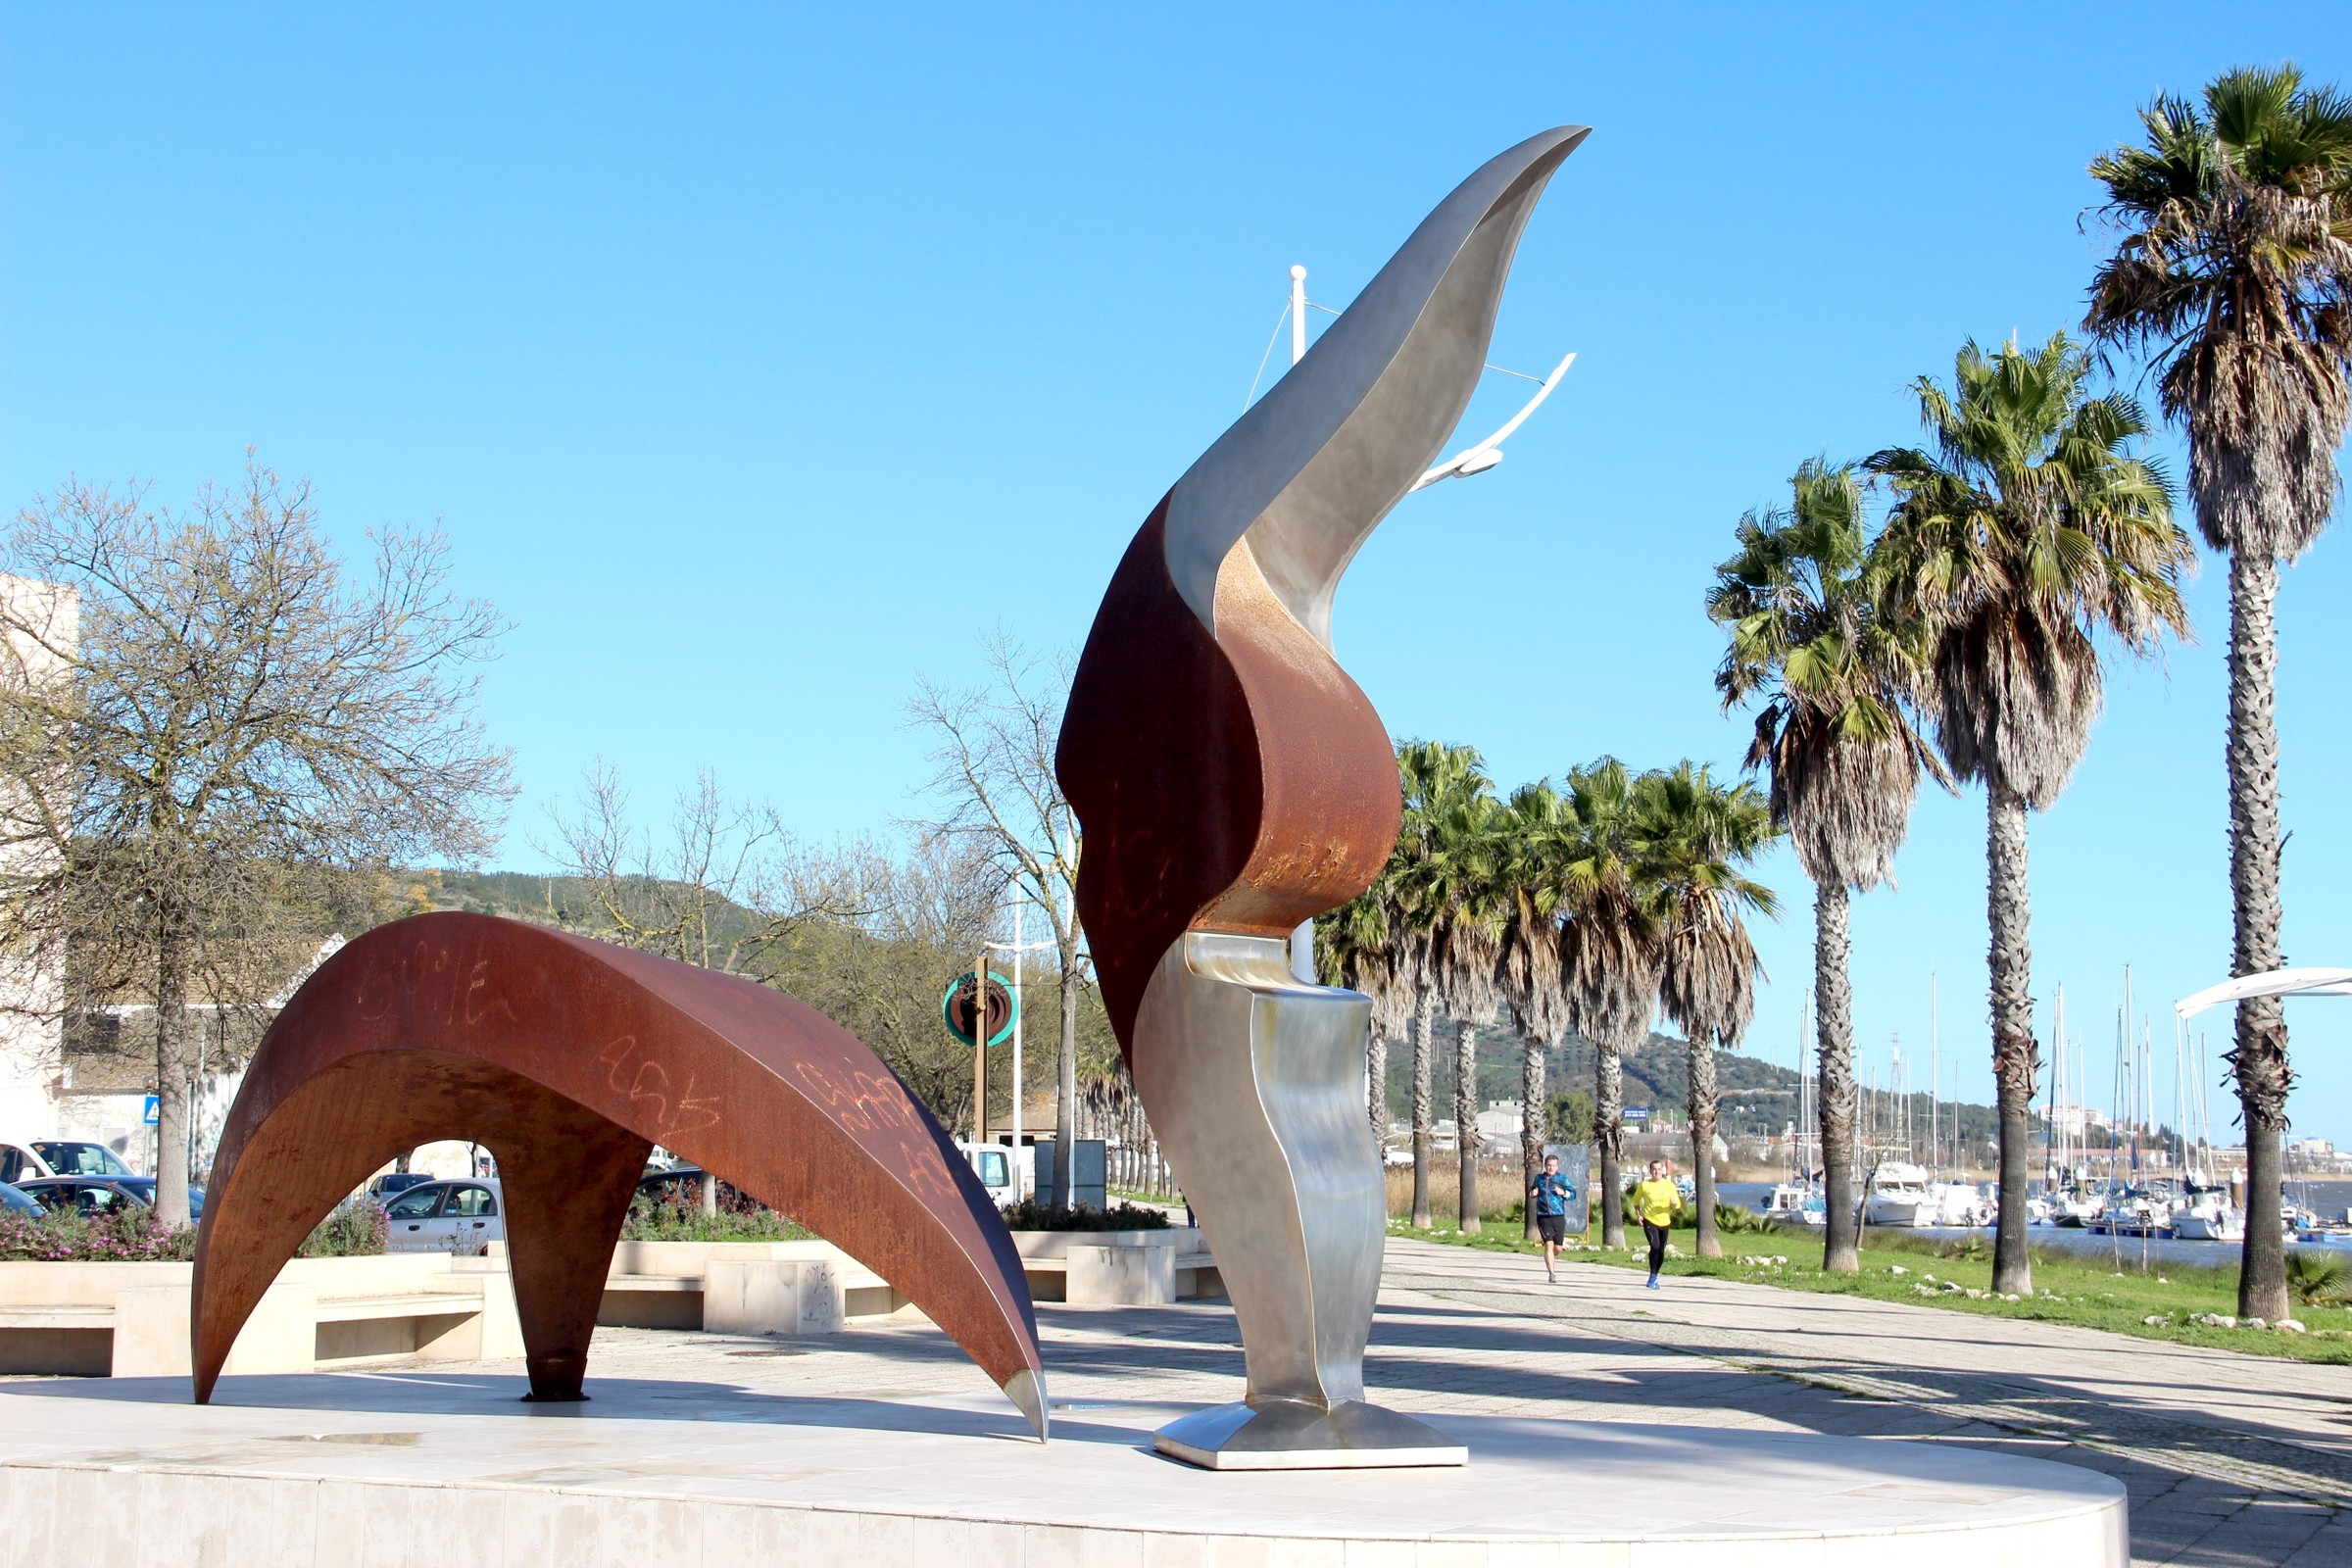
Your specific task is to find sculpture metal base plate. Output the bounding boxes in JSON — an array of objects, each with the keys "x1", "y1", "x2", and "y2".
[{"x1": 1153, "y1": 1397, "x2": 1467, "y2": 1470}]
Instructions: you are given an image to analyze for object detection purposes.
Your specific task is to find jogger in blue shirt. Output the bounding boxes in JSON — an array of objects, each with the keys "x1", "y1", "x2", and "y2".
[{"x1": 1529, "y1": 1154, "x2": 1577, "y2": 1283}]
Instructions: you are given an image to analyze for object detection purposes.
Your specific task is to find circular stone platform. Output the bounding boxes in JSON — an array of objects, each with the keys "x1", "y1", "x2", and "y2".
[{"x1": 0, "y1": 1372, "x2": 2125, "y2": 1566}]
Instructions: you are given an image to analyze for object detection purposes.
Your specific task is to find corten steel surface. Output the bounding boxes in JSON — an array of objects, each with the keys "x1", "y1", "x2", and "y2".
[
  {"x1": 190, "y1": 911, "x2": 1047, "y2": 1437},
  {"x1": 1057, "y1": 128, "x2": 1584, "y2": 1466}
]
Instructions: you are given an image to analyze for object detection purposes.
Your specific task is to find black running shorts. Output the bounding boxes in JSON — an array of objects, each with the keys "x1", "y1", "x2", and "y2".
[{"x1": 1537, "y1": 1212, "x2": 1566, "y2": 1245}]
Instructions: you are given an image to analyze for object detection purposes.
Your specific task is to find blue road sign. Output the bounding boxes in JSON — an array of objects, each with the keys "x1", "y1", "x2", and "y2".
[
  {"x1": 1622, "y1": 1105, "x2": 1649, "y2": 1122},
  {"x1": 141, "y1": 1095, "x2": 160, "y2": 1126}
]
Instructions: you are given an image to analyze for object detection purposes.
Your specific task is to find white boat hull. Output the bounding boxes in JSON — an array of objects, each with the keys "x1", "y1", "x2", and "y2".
[{"x1": 2172, "y1": 1211, "x2": 2244, "y2": 1242}]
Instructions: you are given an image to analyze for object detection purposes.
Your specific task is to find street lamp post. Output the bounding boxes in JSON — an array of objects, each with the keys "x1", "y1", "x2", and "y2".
[{"x1": 988, "y1": 899, "x2": 1057, "y2": 1199}]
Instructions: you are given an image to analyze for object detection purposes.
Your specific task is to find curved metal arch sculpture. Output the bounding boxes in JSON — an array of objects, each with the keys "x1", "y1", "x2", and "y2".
[
  {"x1": 1057, "y1": 126, "x2": 1586, "y2": 1467},
  {"x1": 191, "y1": 910, "x2": 1047, "y2": 1437}
]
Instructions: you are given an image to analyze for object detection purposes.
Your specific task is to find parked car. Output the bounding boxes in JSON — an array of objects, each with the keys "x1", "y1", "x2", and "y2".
[
  {"x1": 0, "y1": 1139, "x2": 136, "y2": 1185},
  {"x1": 635, "y1": 1166, "x2": 749, "y2": 1210},
  {"x1": 0, "y1": 1181, "x2": 39, "y2": 1214},
  {"x1": 17, "y1": 1176, "x2": 204, "y2": 1219},
  {"x1": 382, "y1": 1179, "x2": 504, "y2": 1253},
  {"x1": 365, "y1": 1171, "x2": 436, "y2": 1201}
]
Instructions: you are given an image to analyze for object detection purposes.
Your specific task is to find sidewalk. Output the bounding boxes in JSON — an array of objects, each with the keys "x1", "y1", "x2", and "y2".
[{"x1": 1380, "y1": 1234, "x2": 2352, "y2": 1565}]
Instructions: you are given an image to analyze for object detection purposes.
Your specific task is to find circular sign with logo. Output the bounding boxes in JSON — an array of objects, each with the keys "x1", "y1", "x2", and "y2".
[{"x1": 940, "y1": 970, "x2": 1017, "y2": 1048}]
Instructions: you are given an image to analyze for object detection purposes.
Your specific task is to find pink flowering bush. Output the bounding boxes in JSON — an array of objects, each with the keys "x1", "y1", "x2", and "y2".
[{"x1": 0, "y1": 1202, "x2": 196, "y2": 1261}]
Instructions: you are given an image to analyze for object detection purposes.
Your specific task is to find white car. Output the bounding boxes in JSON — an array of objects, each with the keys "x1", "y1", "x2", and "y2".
[
  {"x1": 0, "y1": 1139, "x2": 135, "y2": 1186},
  {"x1": 381, "y1": 1178, "x2": 505, "y2": 1254}
]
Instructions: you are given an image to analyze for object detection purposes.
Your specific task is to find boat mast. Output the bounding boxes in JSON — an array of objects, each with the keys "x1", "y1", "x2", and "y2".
[
  {"x1": 2044, "y1": 984, "x2": 2062, "y2": 1192},
  {"x1": 1930, "y1": 972, "x2": 1939, "y2": 1178}
]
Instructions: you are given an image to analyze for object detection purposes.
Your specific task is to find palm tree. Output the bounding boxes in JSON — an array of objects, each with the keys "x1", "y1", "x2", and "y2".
[
  {"x1": 2083, "y1": 65, "x2": 2352, "y2": 1321},
  {"x1": 1318, "y1": 879, "x2": 1411, "y2": 1154},
  {"x1": 1393, "y1": 742, "x2": 1491, "y2": 1230},
  {"x1": 1873, "y1": 332, "x2": 2191, "y2": 1297},
  {"x1": 1557, "y1": 758, "x2": 1660, "y2": 1251},
  {"x1": 1638, "y1": 762, "x2": 1778, "y2": 1259},
  {"x1": 1396, "y1": 772, "x2": 1505, "y2": 1234},
  {"x1": 1709, "y1": 459, "x2": 1944, "y2": 1273},
  {"x1": 1498, "y1": 781, "x2": 1573, "y2": 1242}
]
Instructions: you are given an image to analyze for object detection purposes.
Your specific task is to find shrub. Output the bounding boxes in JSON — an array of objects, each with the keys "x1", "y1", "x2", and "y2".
[
  {"x1": 298, "y1": 1199, "x2": 389, "y2": 1257},
  {"x1": 619, "y1": 1193, "x2": 813, "y2": 1243},
  {"x1": 0, "y1": 1202, "x2": 196, "y2": 1261},
  {"x1": 2287, "y1": 1249, "x2": 2352, "y2": 1307},
  {"x1": 1000, "y1": 1198, "x2": 1170, "y2": 1232},
  {"x1": 1709, "y1": 1201, "x2": 1773, "y2": 1234}
]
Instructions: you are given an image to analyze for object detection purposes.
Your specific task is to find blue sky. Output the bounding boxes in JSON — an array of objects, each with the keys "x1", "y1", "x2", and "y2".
[{"x1": 6, "y1": 5, "x2": 2350, "y2": 1143}]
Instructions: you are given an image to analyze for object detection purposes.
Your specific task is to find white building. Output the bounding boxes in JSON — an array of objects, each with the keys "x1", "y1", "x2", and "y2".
[{"x1": 0, "y1": 575, "x2": 74, "y2": 1151}]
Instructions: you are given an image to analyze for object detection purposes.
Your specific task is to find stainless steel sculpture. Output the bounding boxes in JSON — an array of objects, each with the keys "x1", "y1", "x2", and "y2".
[{"x1": 1058, "y1": 126, "x2": 1586, "y2": 1469}]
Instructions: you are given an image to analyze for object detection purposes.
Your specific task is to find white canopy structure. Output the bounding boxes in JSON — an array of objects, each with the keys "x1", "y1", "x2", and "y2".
[{"x1": 2174, "y1": 967, "x2": 2352, "y2": 1020}]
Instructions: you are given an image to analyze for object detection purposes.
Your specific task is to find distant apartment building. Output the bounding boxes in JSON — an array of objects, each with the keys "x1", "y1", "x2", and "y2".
[{"x1": 2044, "y1": 1105, "x2": 2111, "y2": 1136}]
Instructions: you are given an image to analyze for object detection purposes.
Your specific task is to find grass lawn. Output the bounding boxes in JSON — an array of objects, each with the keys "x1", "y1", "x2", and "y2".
[{"x1": 1390, "y1": 1215, "x2": 2352, "y2": 1365}]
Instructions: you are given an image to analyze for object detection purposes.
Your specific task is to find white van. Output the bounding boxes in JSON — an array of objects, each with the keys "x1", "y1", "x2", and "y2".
[{"x1": 955, "y1": 1142, "x2": 1037, "y2": 1208}]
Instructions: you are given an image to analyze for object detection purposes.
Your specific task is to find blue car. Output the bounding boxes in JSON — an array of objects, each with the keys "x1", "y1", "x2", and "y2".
[
  {"x1": 17, "y1": 1176, "x2": 204, "y2": 1220},
  {"x1": 0, "y1": 1181, "x2": 39, "y2": 1214}
]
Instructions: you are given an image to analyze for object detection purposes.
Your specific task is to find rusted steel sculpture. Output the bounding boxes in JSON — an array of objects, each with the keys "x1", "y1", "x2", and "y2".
[
  {"x1": 191, "y1": 910, "x2": 1047, "y2": 1437},
  {"x1": 1058, "y1": 126, "x2": 1585, "y2": 1469}
]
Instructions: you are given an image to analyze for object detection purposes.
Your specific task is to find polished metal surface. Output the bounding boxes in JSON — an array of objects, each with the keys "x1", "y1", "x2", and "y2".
[
  {"x1": 1131, "y1": 933, "x2": 1383, "y2": 1402},
  {"x1": 1058, "y1": 128, "x2": 1583, "y2": 1467},
  {"x1": 1162, "y1": 125, "x2": 1589, "y2": 648},
  {"x1": 1153, "y1": 1397, "x2": 1469, "y2": 1471},
  {"x1": 191, "y1": 911, "x2": 1047, "y2": 1436}
]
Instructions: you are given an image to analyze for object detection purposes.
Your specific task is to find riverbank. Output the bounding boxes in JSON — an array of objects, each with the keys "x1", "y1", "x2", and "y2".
[{"x1": 1392, "y1": 1217, "x2": 2352, "y2": 1364}]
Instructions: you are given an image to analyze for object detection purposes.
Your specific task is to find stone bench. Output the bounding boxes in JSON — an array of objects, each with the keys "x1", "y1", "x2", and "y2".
[
  {"x1": 0, "y1": 1254, "x2": 523, "y2": 1377},
  {"x1": 588, "y1": 1240, "x2": 910, "y2": 1336},
  {"x1": 1006, "y1": 1228, "x2": 1222, "y2": 1305}
]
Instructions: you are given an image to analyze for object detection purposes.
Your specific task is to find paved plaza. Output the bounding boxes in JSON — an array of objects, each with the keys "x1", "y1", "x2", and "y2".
[
  {"x1": 543, "y1": 1236, "x2": 2349, "y2": 1566},
  {"x1": 6, "y1": 1235, "x2": 2346, "y2": 1564}
]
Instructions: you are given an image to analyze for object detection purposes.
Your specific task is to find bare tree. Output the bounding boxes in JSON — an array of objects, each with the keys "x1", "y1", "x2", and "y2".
[
  {"x1": 907, "y1": 635, "x2": 1087, "y2": 1207},
  {"x1": 0, "y1": 459, "x2": 514, "y2": 1223},
  {"x1": 543, "y1": 762, "x2": 859, "y2": 971}
]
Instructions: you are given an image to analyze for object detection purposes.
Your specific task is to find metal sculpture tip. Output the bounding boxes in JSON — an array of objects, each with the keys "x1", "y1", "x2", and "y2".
[{"x1": 1004, "y1": 1368, "x2": 1050, "y2": 1442}]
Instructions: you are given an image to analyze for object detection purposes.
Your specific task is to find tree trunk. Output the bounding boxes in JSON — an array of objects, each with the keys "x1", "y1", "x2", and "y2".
[
  {"x1": 2225, "y1": 550, "x2": 2291, "y2": 1322},
  {"x1": 151, "y1": 925, "x2": 193, "y2": 1226},
  {"x1": 1367, "y1": 1032, "x2": 1388, "y2": 1149},
  {"x1": 1521, "y1": 1032, "x2": 1545, "y2": 1243},
  {"x1": 1455, "y1": 1021, "x2": 1480, "y2": 1233},
  {"x1": 1410, "y1": 993, "x2": 1435, "y2": 1228},
  {"x1": 1815, "y1": 881, "x2": 1859, "y2": 1274},
  {"x1": 1054, "y1": 954, "x2": 1080, "y2": 1209},
  {"x1": 1987, "y1": 784, "x2": 2036, "y2": 1297},
  {"x1": 1689, "y1": 1030, "x2": 1720, "y2": 1258},
  {"x1": 1595, "y1": 1039, "x2": 1624, "y2": 1249}
]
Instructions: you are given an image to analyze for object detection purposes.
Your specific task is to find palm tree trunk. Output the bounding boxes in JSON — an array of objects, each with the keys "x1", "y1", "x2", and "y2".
[
  {"x1": 1455, "y1": 1021, "x2": 1480, "y2": 1233},
  {"x1": 1689, "y1": 1031, "x2": 1720, "y2": 1258},
  {"x1": 1521, "y1": 1033, "x2": 1545, "y2": 1242},
  {"x1": 2226, "y1": 549, "x2": 2291, "y2": 1322},
  {"x1": 1367, "y1": 1031, "x2": 1389, "y2": 1149},
  {"x1": 1987, "y1": 784, "x2": 2036, "y2": 1297},
  {"x1": 1595, "y1": 1039, "x2": 1624, "y2": 1249},
  {"x1": 1410, "y1": 993, "x2": 1435, "y2": 1229},
  {"x1": 1816, "y1": 881, "x2": 1859, "y2": 1274}
]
